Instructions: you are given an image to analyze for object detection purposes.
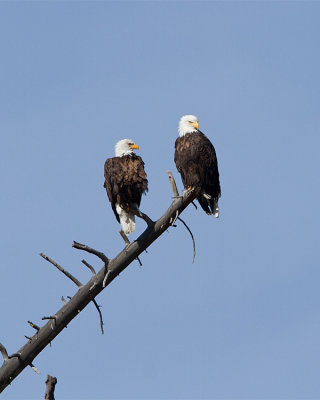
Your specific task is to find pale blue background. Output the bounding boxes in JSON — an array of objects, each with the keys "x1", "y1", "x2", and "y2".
[{"x1": 1, "y1": 1, "x2": 320, "y2": 399}]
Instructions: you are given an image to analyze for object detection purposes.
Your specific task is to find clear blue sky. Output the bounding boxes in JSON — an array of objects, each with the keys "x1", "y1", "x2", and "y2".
[{"x1": 1, "y1": 2, "x2": 320, "y2": 399}]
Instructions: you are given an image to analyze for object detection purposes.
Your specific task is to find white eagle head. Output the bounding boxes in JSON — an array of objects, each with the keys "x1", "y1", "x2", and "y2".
[
  {"x1": 115, "y1": 139, "x2": 139, "y2": 157},
  {"x1": 178, "y1": 115, "x2": 199, "y2": 137}
]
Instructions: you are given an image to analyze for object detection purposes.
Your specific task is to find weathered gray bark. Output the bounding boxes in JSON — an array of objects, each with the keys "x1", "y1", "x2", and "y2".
[
  {"x1": 0, "y1": 182, "x2": 199, "y2": 393},
  {"x1": 45, "y1": 375, "x2": 57, "y2": 400}
]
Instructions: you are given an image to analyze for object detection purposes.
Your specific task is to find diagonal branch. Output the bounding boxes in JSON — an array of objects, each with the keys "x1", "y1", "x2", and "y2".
[{"x1": 0, "y1": 173, "x2": 200, "y2": 393}]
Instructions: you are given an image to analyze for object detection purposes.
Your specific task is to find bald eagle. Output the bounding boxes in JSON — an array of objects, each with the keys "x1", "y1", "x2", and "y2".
[
  {"x1": 104, "y1": 139, "x2": 148, "y2": 234},
  {"x1": 174, "y1": 115, "x2": 221, "y2": 217}
]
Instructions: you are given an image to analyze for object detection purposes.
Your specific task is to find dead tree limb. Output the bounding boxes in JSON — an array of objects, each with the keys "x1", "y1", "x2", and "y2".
[
  {"x1": 40, "y1": 253, "x2": 82, "y2": 288},
  {"x1": 45, "y1": 375, "x2": 57, "y2": 400},
  {"x1": 40, "y1": 253, "x2": 104, "y2": 333},
  {"x1": 0, "y1": 172, "x2": 199, "y2": 393},
  {"x1": 167, "y1": 170, "x2": 179, "y2": 197},
  {"x1": 177, "y1": 216, "x2": 196, "y2": 263},
  {"x1": 27, "y1": 321, "x2": 40, "y2": 332},
  {"x1": 81, "y1": 259, "x2": 96, "y2": 275},
  {"x1": 92, "y1": 299, "x2": 104, "y2": 334},
  {"x1": 0, "y1": 344, "x2": 8, "y2": 362}
]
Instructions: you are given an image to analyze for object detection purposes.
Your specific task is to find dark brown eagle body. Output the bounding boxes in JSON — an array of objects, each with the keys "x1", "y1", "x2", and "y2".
[
  {"x1": 104, "y1": 154, "x2": 148, "y2": 223},
  {"x1": 174, "y1": 130, "x2": 221, "y2": 215}
]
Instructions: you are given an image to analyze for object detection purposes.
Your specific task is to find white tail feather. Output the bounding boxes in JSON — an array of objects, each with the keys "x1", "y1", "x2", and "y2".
[
  {"x1": 116, "y1": 204, "x2": 136, "y2": 234},
  {"x1": 213, "y1": 200, "x2": 219, "y2": 218},
  {"x1": 203, "y1": 192, "x2": 212, "y2": 200}
]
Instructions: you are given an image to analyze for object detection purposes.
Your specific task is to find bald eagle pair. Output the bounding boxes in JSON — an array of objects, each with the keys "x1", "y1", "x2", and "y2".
[{"x1": 104, "y1": 115, "x2": 221, "y2": 235}]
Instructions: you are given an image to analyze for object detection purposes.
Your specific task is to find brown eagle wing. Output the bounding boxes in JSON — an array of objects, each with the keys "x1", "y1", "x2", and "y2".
[
  {"x1": 104, "y1": 154, "x2": 148, "y2": 223},
  {"x1": 174, "y1": 131, "x2": 220, "y2": 198},
  {"x1": 104, "y1": 157, "x2": 120, "y2": 222}
]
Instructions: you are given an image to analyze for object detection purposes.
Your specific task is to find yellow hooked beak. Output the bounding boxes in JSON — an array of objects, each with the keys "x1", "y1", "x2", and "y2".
[
  {"x1": 191, "y1": 121, "x2": 199, "y2": 130},
  {"x1": 130, "y1": 143, "x2": 139, "y2": 150}
]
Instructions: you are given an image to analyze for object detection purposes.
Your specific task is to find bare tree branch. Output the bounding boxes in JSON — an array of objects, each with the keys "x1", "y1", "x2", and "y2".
[
  {"x1": 0, "y1": 172, "x2": 200, "y2": 393},
  {"x1": 132, "y1": 208, "x2": 154, "y2": 227},
  {"x1": 45, "y1": 375, "x2": 57, "y2": 400},
  {"x1": 177, "y1": 217, "x2": 196, "y2": 263},
  {"x1": 119, "y1": 230, "x2": 130, "y2": 246},
  {"x1": 72, "y1": 242, "x2": 109, "y2": 264},
  {"x1": 167, "y1": 170, "x2": 179, "y2": 197},
  {"x1": 41, "y1": 254, "x2": 104, "y2": 333},
  {"x1": 119, "y1": 230, "x2": 143, "y2": 269},
  {"x1": 191, "y1": 201, "x2": 198, "y2": 210},
  {"x1": 81, "y1": 259, "x2": 96, "y2": 275},
  {"x1": 170, "y1": 210, "x2": 179, "y2": 226},
  {"x1": 40, "y1": 253, "x2": 82, "y2": 288},
  {"x1": 27, "y1": 321, "x2": 40, "y2": 332},
  {"x1": 30, "y1": 363, "x2": 40, "y2": 374},
  {"x1": 92, "y1": 300, "x2": 104, "y2": 335},
  {"x1": 42, "y1": 316, "x2": 57, "y2": 322},
  {"x1": 0, "y1": 344, "x2": 8, "y2": 362}
]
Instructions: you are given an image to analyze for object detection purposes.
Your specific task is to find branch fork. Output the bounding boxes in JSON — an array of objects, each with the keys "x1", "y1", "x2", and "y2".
[{"x1": 0, "y1": 170, "x2": 199, "y2": 393}]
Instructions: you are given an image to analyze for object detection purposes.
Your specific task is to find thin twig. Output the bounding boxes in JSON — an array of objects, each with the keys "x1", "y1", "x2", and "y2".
[
  {"x1": 0, "y1": 344, "x2": 8, "y2": 361},
  {"x1": 40, "y1": 253, "x2": 82, "y2": 288},
  {"x1": 119, "y1": 230, "x2": 142, "y2": 266},
  {"x1": 119, "y1": 230, "x2": 130, "y2": 246},
  {"x1": 9, "y1": 353, "x2": 21, "y2": 360},
  {"x1": 170, "y1": 210, "x2": 179, "y2": 226},
  {"x1": 81, "y1": 259, "x2": 96, "y2": 275},
  {"x1": 72, "y1": 241, "x2": 109, "y2": 264},
  {"x1": 92, "y1": 300, "x2": 104, "y2": 334},
  {"x1": 167, "y1": 170, "x2": 179, "y2": 197},
  {"x1": 29, "y1": 363, "x2": 40, "y2": 374},
  {"x1": 177, "y1": 217, "x2": 196, "y2": 263},
  {"x1": 27, "y1": 321, "x2": 40, "y2": 332},
  {"x1": 191, "y1": 201, "x2": 198, "y2": 210},
  {"x1": 42, "y1": 316, "x2": 57, "y2": 323},
  {"x1": 61, "y1": 296, "x2": 67, "y2": 305},
  {"x1": 24, "y1": 336, "x2": 32, "y2": 341}
]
